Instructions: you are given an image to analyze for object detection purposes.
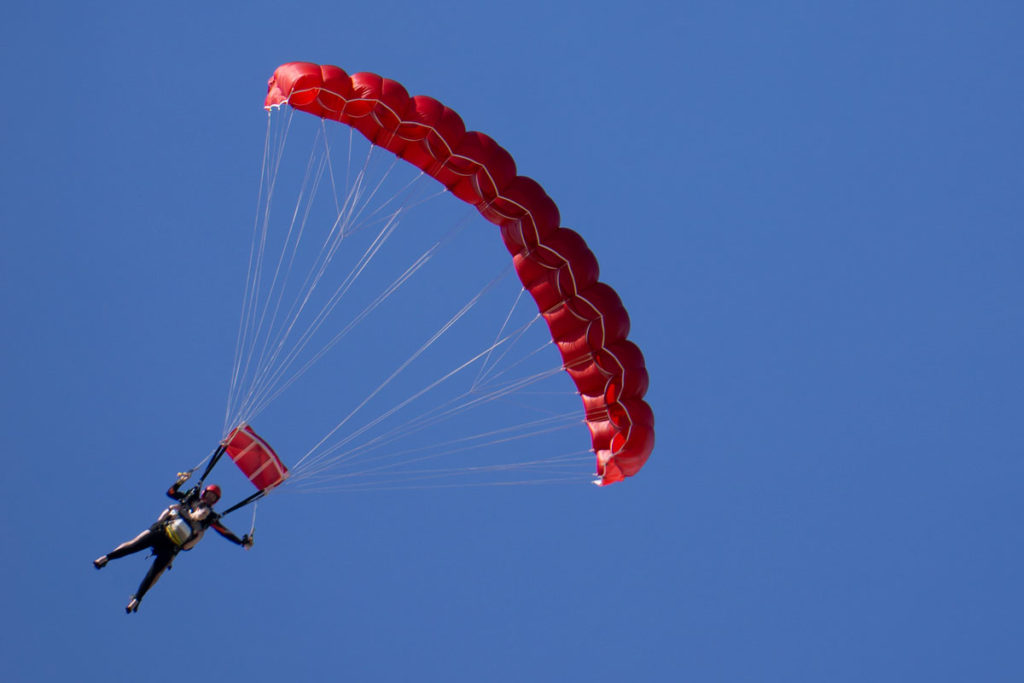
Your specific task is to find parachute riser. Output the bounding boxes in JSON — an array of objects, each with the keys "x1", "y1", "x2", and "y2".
[
  {"x1": 196, "y1": 444, "x2": 227, "y2": 489},
  {"x1": 179, "y1": 444, "x2": 228, "y2": 507},
  {"x1": 220, "y1": 489, "x2": 267, "y2": 517}
]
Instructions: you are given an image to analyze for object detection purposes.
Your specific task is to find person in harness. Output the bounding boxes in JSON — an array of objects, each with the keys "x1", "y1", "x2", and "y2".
[{"x1": 93, "y1": 474, "x2": 253, "y2": 613}]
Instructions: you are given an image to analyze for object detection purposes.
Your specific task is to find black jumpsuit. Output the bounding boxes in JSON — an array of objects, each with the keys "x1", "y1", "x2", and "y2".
[{"x1": 101, "y1": 481, "x2": 247, "y2": 605}]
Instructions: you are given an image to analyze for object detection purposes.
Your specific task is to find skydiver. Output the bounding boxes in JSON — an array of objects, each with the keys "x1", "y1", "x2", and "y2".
[{"x1": 93, "y1": 474, "x2": 253, "y2": 613}]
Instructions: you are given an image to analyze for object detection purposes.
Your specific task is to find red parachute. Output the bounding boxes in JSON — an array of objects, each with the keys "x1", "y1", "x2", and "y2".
[{"x1": 264, "y1": 63, "x2": 654, "y2": 485}]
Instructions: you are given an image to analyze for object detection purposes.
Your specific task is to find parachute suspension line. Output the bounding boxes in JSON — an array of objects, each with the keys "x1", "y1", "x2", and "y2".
[
  {"x1": 226, "y1": 109, "x2": 296, "y2": 433},
  {"x1": 294, "y1": 475, "x2": 591, "y2": 492},
  {"x1": 343, "y1": 443, "x2": 591, "y2": 486},
  {"x1": 323, "y1": 121, "x2": 342, "y2": 217},
  {"x1": 250, "y1": 125, "x2": 335, "y2": 372},
  {"x1": 289, "y1": 406, "x2": 583, "y2": 487},
  {"x1": 294, "y1": 428, "x2": 588, "y2": 491},
  {"x1": 285, "y1": 359, "x2": 581, "y2": 488},
  {"x1": 473, "y1": 316, "x2": 549, "y2": 393},
  {"x1": 365, "y1": 417, "x2": 583, "y2": 473},
  {"x1": 225, "y1": 111, "x2": 292, "y2": 433},
  {"x1": 325, "y1": 334, "x2": 567, "y2": 467},
  {"x1": 224, "y1": 113, "x2": 274, "y2": 433},
  {"x1": 350, "y1": 364, "x2": 570, "y2": 459},
  {"x1": 288, "y1": 314, "x2": 570, "y2": 482},
  {"x1": 237, "y1": 213, "x2": 404, "y2": 420},
  {"x1": 344, "y1": 126, "x2": 356, "y2": 208},
  {"x1": 290, "y1": 442, "x2": 594, "y2": 492},
  {"x1": 239, "y1": 184, "x2": 461, "y2": 424},
  {"x1": 228, "y1": 111, "x2": 353, "y2": 430},
  {"x1": 240, "y1": 126, "x2": 332, "y2": 419},
  {"x1": 284, "y1": 265, "x2": 585, "y2": 487},
  {"x1": 474, "y1": 339, "x2": 564, "y2": 394},
  {"x1": 291, "y1": 261, "x2": 517, "y2": 473},
  {"x1": 290, "y1": 327, "x2": 519, "y2": 480},
  {"x1": 230, "y1": 128, "x2": 352, "y2": 426},
  {"x1": 471, "y1": 287, "x2": 528, "y2": 391},
  {"x1": 226, "y1": 121, "x2": 447, "y2": 430},
  {"x1": 327, "y1": 129, "x2": 449, "y2": 239},
  {"x1": 238, "y1": 161, "x2": 477, "y2": 424}
]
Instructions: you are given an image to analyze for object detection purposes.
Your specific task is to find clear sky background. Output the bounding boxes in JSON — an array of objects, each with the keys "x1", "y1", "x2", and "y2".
[{"x1": 2, "y1": 2, "x2": 1022, "y2": 682}]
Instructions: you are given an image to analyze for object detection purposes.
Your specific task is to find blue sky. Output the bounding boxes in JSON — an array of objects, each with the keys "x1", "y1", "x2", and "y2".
[{"x1": 2, "y1": 2, "x2": 1022, "y2": 681}]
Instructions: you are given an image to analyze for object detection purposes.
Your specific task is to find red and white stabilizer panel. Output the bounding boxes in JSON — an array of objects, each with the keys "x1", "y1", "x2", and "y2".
[{"x1": 223, "y1": 424, "x2": 290, "y2": 492}]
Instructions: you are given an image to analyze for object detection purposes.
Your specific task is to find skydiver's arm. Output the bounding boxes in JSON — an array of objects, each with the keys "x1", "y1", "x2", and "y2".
[
  {"x1": 166, "y1": 472, "x2": 193, "y2": 501},
  {"x1": 210, "y1": 519, "x2": 252, "y2": 548},
  {"x1": 166, "y1": 481, "x2": 187, "y2": 501}
]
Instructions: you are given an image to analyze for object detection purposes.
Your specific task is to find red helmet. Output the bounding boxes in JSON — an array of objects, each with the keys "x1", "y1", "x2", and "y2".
[{"x1": 202, "y1": 484, "x2": 222, "y2": 501}]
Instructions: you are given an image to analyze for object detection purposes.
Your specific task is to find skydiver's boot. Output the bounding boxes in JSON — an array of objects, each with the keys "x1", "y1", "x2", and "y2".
[
  {"x1": 93, "y1": 555, "x2": 109, "y2": 569},
  {"x1": 126, "y1": 596, "x2": 140, "y2": 614}
]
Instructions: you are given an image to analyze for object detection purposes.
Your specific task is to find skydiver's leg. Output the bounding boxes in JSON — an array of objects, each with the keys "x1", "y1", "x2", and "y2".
[
  {"x1": 95, "y1": 529, "x2": 158, "y2": 568},
  {"x1": 134, "y1": 551, "x2": 173, "y2": 600},
  {"x1": 97, "y1": 528, "x2": 157, "y2": 561},
  {"x1": 126, "y1": 545, "x2": 176, "y2": 613}
]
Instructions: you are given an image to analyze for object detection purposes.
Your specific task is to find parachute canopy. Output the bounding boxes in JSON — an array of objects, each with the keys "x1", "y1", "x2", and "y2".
[
  {"x1": 263, "y1": 62, "x2": 654, "y2": 485},
  {"x1": 223, "y1": 424, "x2": 290, "y2": 492}
]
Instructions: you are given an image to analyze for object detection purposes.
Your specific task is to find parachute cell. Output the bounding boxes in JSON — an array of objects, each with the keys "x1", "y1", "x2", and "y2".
[{"x1": 264, "y1": 62, "x2": 654, "y2": 485}]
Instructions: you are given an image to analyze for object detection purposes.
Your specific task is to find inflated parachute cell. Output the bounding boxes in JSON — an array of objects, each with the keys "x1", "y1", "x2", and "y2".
[{"x1": 265, "y1": 62, "x2": 654, "y2": 485}]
